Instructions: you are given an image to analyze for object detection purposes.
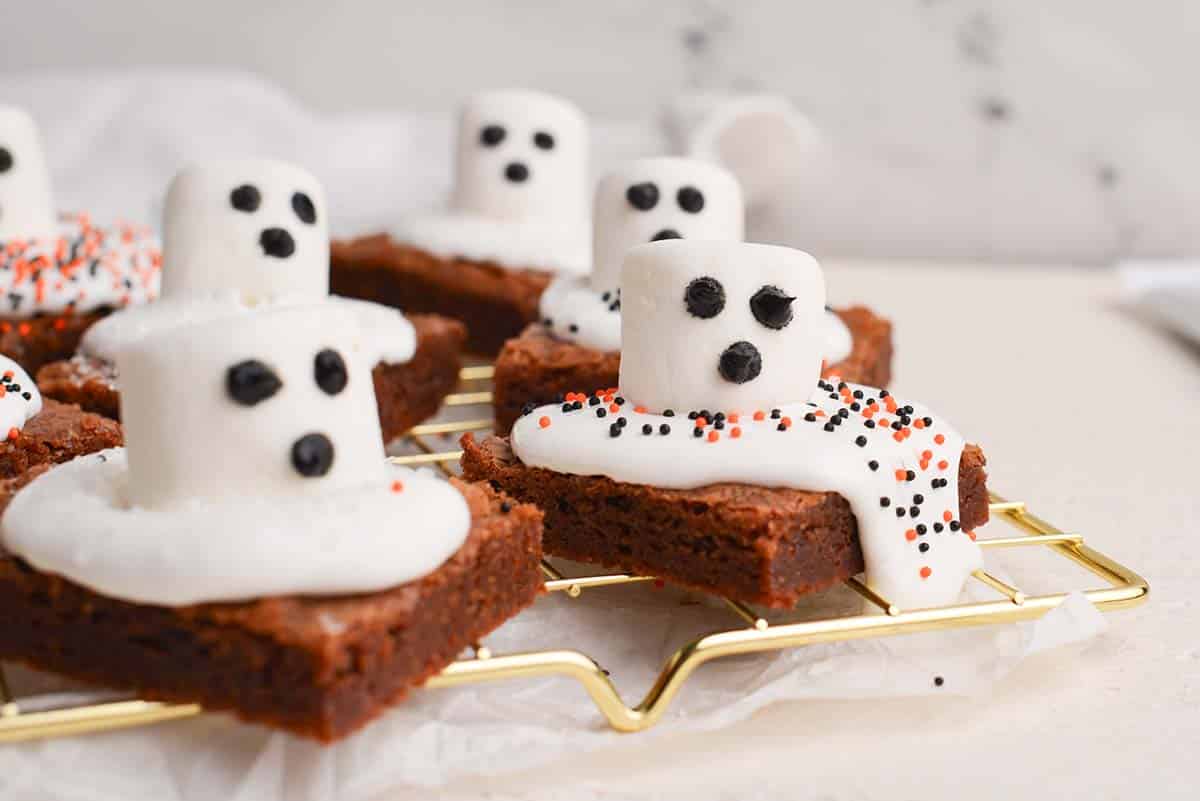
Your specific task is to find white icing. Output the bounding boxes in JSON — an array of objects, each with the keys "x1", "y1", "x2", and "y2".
[
  {"x1": 823, "y1": 308, "x2": 853, "y2": 364},
  {"x1": 1, "y1": 303, "x2": 468, "y2": 606},
  {"x1": 160, "y1": 159, "x2": 329, "y2": 303},
  {"x1": 0, "y1": 354, "x2": 41, "y2": 434},
  {"x1": 511, "y1": 380, "x2": 982, "y2": 610},
  {"x1": 1, "y1": 451, "x2": 470, "y2": 606},
  {"x1": 394, "y1": 89, "x2": 590, "y2": 274},
  {"x1": 393, "y1": 213, "x2": 589, "y2": 275},
  {"x1": 619, "y1": 240, "x2": 826, "y2": 415},
  {"x1": 535, "y1": 275, "x2": 621, "y2": 352},
  {"x1": 590, "y1": 157, "x2": 743, "y2": 295},
  {"x1": 0, "y1": 106, "x2": 55, "y2": 242}
]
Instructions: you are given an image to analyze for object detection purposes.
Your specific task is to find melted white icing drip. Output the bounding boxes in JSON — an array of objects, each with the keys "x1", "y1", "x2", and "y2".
[
  {"x1": 393, "y1": 213, "x2": 590, "y2": 275},
  {"x1": 511, "y1": 379, "x2": 982, "y2": 610},
  {"x1": 0, "y1": 215, "x2": 161, "y2": 316},
  {"x1": 823, "y1": 309, "x2": 853, "y2": 364},
  {"x1": 536, "y1": 275, "x2": 621, "y2": 352},
  {"x1": 0, "y1": 450, "x2": 470, "y2": 606},
  {"x1": 0, "y1": 355, "x2": 41, "y2": 434},
  {"x1": 81, "y1": 294, "x2": 416, "y2": 367}
]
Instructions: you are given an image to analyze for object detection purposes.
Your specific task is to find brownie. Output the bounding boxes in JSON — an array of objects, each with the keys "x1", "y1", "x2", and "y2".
[
  {"x1": 0, "y1": 399, "x2": 122, "y2": 479},
  {"x1": 492, "y1": 306, "x2": 894, "y2": 434},
  {"x1": 461, "y1": 433, "x2": 989, "y2": 609},
  {"x1": 0, "y1": 475, "x2": 544, "y2": 741},
  {"x1": 0, "y1": 310, "x2": 107, "y2": 375},
  {"x1": 36, "y1": 314, "x2": 467, "y2": 443},
  {"x1": 331, "y1": 235, "x2": 553, "y2": 355}
]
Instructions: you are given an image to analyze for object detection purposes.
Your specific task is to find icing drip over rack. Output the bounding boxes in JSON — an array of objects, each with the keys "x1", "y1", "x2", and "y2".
[{"x1": 0, "y1": 364, "x2": 1149, "y2": 742}]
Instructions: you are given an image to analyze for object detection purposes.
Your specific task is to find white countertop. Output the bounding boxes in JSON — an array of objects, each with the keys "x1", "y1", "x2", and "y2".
[{"x1": 416, "y1": 264, "x2": 1198, "y2": 800}]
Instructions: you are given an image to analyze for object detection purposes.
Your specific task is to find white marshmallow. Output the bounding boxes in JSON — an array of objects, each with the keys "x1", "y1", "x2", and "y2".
[
  {"x1": 0, "y1": 106, "x2": 55, "y2": 242},
  {"x1": 451, "y1": 89, "x2": 588, "y2": 224},
  {"x1": 591, "y1": 157, "x2": 743, "y2": 293},
  {"x1": 619, "y1": 240, "x2": 826, "y2": 414},
  {"x1": 119, "y1": 303, "x2": 387, "y2": 510},
  {"x1": 0, "y1": 354, "x2": 42, "y2": 434},
  {"x1": 160, "y1": 159, "x2": 328, "y2": 303}
]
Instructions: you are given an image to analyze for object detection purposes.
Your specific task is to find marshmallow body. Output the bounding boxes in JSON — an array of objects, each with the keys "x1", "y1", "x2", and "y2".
[
  {"x1": 451, "y1": 90, "x2": 588, "y2": 223},
  {"x1": 0, "y1": 106, "x2": 55, "y2": 242},
  {"x1": 120, "y1": 304, "x2": 386, "y2": 510},
  {"x1": 620, "y1": 240, "x2": 825, "y2": 414},
  {"x1": 160, "y1": 160, "x2": 328, "y2": 303},
  {"x1": 591, "y1": 158, "x2": 743, "y2": 293},
  {"x1": 0, "y1": 355, "x2": 42, "y2": 433}
]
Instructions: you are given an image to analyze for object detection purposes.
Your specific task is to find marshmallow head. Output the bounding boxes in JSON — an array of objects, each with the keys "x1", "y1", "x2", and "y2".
[
  {"x1": 591, "y1": 157, "x2": 743, "y2": 293},
  {"x1": 160, "y1": 159, "x2": 329, "y2": 303},
  {"x1": 451, "y1": 89, "x2": 588, "y2": 223},
  {"x1": 0, "y1": 106, "x2": 55, "y2": 242},
  {"x1": 119, "y1": 304, "x2": 386, "y2": 510},
  {"x1": 619, "y1": 240, "x2": 825, "y2": 414}
]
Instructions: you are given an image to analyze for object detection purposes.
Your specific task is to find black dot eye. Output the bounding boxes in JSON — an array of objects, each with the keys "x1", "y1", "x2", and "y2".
[
  {"x1": 626, "y1": 182, "x2": 660, "y2": 211},
  {"x1": 480, "y1": 125, "x2": 506, "y2": 147},
  {"x1": 533, "y1": 131, "x2": 555, "y2": 150},
  {"x1": 0, "y1": 148, "x2": 12, "y2": 174},
  {"x1": 313, "y1": 348, "x2": 347, "y2": 395},
  {"x1": 230, "y1": 184, "x2": 261, "y2": 213},
  {"x1": 226, "y1": 359, "x2": 282, "y2": 406},
  {"x1": 292, "y1": 433, "x2": 335, "y2": 478},
  {"x1": 291, "y1": 191, "x2": 317, "y2": 225},
  {"x1": 684, "y1": 276, "x2": 725, "y2": 319},
  {"x1": 750, "y1": 285, "x2": 795, "y2": 330},
  {"x1": 677, "y1": 186, "x2": 705, "y2": 213}
]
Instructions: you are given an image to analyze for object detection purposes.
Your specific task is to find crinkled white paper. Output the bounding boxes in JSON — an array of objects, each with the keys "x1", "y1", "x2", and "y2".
[{"x1": 1, "y1": 552, "x2": 1105, "y2": 800}]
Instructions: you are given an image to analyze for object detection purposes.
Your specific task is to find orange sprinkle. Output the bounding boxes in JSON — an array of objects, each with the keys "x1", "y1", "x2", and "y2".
[
  {"x1": 391, "y1": 480, "x2": 404, "y2": 493},
  {"x1": 905, "y1": 529, "x2": 917, "y2": 541},
  {"x1": 878, "y1": 418, "x2": 889, "y2": 427},
  {"x1": 919, "y1": 460, "x2": 930, "y2": 471},
  {"x1": 730, "y1": 426, "x2": 742, "y2": 439},
  {"x1": 0, "y1": 324, "x2": 8, "y2": 334},
  {"x1": 727, "y1": 413, "x2": 739, "y2": 424},
  {"x1": 17, "y1": 323, "x2": 30, "y2": 337},
  {"x1": 862, "y1": 407, "x2": 875, "y2": 418},
  {"x1": 938, "y1": 459, "x2": 949, "y2": 470},
  {"x1": 894, "y1": 469, "x2": 907, "y2": 481},
  {"x1": 538, "y1": 416, "x2": 551, "y2": 429},
  {"x1": 695, "y1": 417, "x2": 707, "y2": 427},
  {"x1": 53, "y1": 318, "x2": 66, "y2": 331},
  {"x1": 2, "y1": 371, "x2": 10, "y2": 379},
  {"x1": 814, "y1": 410, "x2": 826, "y2": 418},
  {"x1": 707, "y1": 430, "x2": 720, "y2": 443},
  {"x1": 934, "y1": 434, "x2": 945, "y2": 445},
  {"x1": 892, "y1": 431, "x2": 904, "y2": 442},
  {"x1": 922, "y1": 450, "x2": 933, "y2": 460},
  {"x1": 914, "y1": 419, "x2": 926, "y2": 429},
  {"x1": 634, "y1": 405, "x2": 647, "y2": 414},
  {"x1": 609, "y1": 404, "x2": 620, "y2": 414},
  {"x1": 6, "y1": 427, "x2": 18, "y2": 441},
  {"x1": 967, "y1": 531, "x2": 977, "y2": 541},
  {"x1": 753, "y1": 410, "x2": 765, "y2": 421},
  {"x1": 920, "y1": 566, "x2": 932, "y2": 579},
  {"x1": 781, "y1": 416, "x2": 792, "y2": 428},
  {"x1": 943, "y1": 510, "x2": 953, "y2": 522}
]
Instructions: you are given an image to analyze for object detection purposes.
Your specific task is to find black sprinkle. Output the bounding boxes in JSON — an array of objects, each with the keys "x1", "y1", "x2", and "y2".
[
  {"x1": 868, "y1": 460, "x2": 879, "y2": 471},
  {"x1": 660, "y1": 424, "x2": 671, "y2": 435},
  {"x1": 950, "y1": 521, "x2": 961, "y2": 531},
  {"x1": 934, "y1": 676, "x2": 945, "y2": 687},
  {"x1": 664, "y1": 409, "x2": 675, "y2": 417},
  {"x1": 589, "y1": 396, "x2": 601, "y2": 406},
  {"x1": 615, "y1": 396, "x2": 626, "y2": 405},
  {"x1": 804, "y1": 413, "x2": 817, "y2": 422},
  {"x1": 823, "y1": 422, "x2": 836, "y2": 432},
  {"x1": 499, "y1": 501, "x2": 512, "y2": 513},
  {"x1": 913, "y1": 494, "x2": 925, "y2": 504},
  {"x1": 770, "y1": 409, "x2": 782, "y2": 419},
  {"x1": 880, "y1": 497, "x2": 891, "y2": 508},
  {"x1": 919, "y1": 542, "x2": 930, "y2": 553},
  {"x1": 906, "y1": 470, "x2": 916, "y2": 481},
  {"x1": 693, "y1": 428, "x2": 703, "y2": 438},
  {"x1": 933, "y1": 523, "x2": 944, "y2": 533},
  {"x1": 596, "y1": 408, "x2": 607, "y2": 418},
  {"x1": 917, "y1": 525, "x2": 927, "y2": 535},
  {"x1": 609, "y1": 423, "x2": 622, "y2": 437},
  {"x1": 617, "y1": 417, "x2": 628, "y2": 428},
  {"x1": 910, "y1": 506, "x2": 921, "y2": 518},
  {"x1": 688, "y1": 411, "x2": 698, "y2": 420},
  {"x1": 855, "y1": 435, "x2": 867, "y2": 447},
  {"x1": 568, "y1": 324, "x2": 579, "y2": 333},
  {"x1": 714, "y1": 420, "x2": 725, "y2": 430},
  {"x1": 896, "y1": 507, "x2": 906, "y2": 518},
  {"x1": 642, "y1": 423, "x2": 653, "y2": 435},
  {"x1": 865, "y1": 420, "x2": 876, "y2": 429}
]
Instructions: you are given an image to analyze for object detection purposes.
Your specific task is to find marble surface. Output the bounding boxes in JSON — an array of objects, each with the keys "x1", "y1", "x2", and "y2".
[
  {"x1": 398, "y1": 264, "x2": 1196, "y2": 800},
  {"x1": 5, "y1": 2, "x2": 1200, "y2": 261}
]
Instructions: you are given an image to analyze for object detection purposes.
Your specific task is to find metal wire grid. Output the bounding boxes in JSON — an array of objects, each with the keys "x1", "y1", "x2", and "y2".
[{"x1": 0, "y1": 365, "x2": 1149, "y2": 741}]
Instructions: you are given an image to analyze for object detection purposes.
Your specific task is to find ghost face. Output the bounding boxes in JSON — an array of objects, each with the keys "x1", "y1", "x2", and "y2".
[
  {"x1": 591, "y1": 158, "x2": 743, "y2": 293},
  {"x1": 159, "y1": 159, "x2": 329, "y2": 304},
  {"x1": 0, "y1": 106, "x2": 56, "y2": 242},
  {"x1": 119, "y1": 304, "x2": 386, "y2": 510},
  {"x1": 450, "y1": 89, "x2": 588, "y2": 224},
  {"x1": 619, "y1": 240, "x2": 825, "y2": 414}
]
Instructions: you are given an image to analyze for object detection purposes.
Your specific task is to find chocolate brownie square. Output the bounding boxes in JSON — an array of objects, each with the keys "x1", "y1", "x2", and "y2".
[
  {"x1": 37, "y1": 314, "x2": 466, "y2": 443},
  {"x1": 461, "y1": 433, "x2": 988, "y2": 609},
  {"x1": 0, "y1": 310, "x2": 107, "y2": 375},
  {"x1": 0, "y1": 475, "x2": 543, "y2": 741},
  {"x1": 491, "y1": 306, "x2": 894, "y2": 434},
  {"x1": 331, "y1": 235, "x2": 552, "y2": 355},
  {"x1": 0, "y1": 399, "x2": 122, "y2": 479}
]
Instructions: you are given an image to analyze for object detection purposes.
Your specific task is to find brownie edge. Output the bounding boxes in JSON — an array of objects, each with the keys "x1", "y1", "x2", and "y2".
[
  {"x1": 0, "y1": 478, "x2": 544, "y2": 741},
  {"x1": 461, "y1": 433, "x2": 988, "y2": 609}
]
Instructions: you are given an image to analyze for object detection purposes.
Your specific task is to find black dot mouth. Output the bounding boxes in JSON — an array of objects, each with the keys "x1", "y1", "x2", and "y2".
[
  {"x1": 291, "y1": 433, "x2": 334, "y2": 477},
  {"x1": 718, "y1": 341, "x2": 762, "y2": 384},
  {"x1": 259, "y1": 227, "x2": 296, "y2": 259},
  {"x1": 505, "y1": 162, "x2": 530, "y2": 183},
  {"x1": 651, "y1": 229, "x2": 682, "y2": 241}
]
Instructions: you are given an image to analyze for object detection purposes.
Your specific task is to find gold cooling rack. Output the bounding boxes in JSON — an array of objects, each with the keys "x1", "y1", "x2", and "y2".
[{"x1": 0, "y1": 365, "x2": 1149, "y2": 742}]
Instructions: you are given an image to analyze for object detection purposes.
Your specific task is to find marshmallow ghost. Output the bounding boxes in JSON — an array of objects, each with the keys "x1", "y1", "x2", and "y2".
[
  {"x1": 120, "y1": 304, "x2": 386, "y2": 510},
  {"x1": 0, "y1": 354, "x2": 43, "y2": 434},
  {"x1": 590, "y1": 158, "x2": 743, "y2": 294},
  {"x1": 620, "y1": 239, "x2": 825, "y2": 414},
  {"x1": 451, "y1": 89, "x2": 588, "y2": 224},
  {"x1": 0, "y1": 106, "x2": 55, "y2": 242},
  {"x1": 160, "y1": 159, "x2": 328, "y2": 303}
]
